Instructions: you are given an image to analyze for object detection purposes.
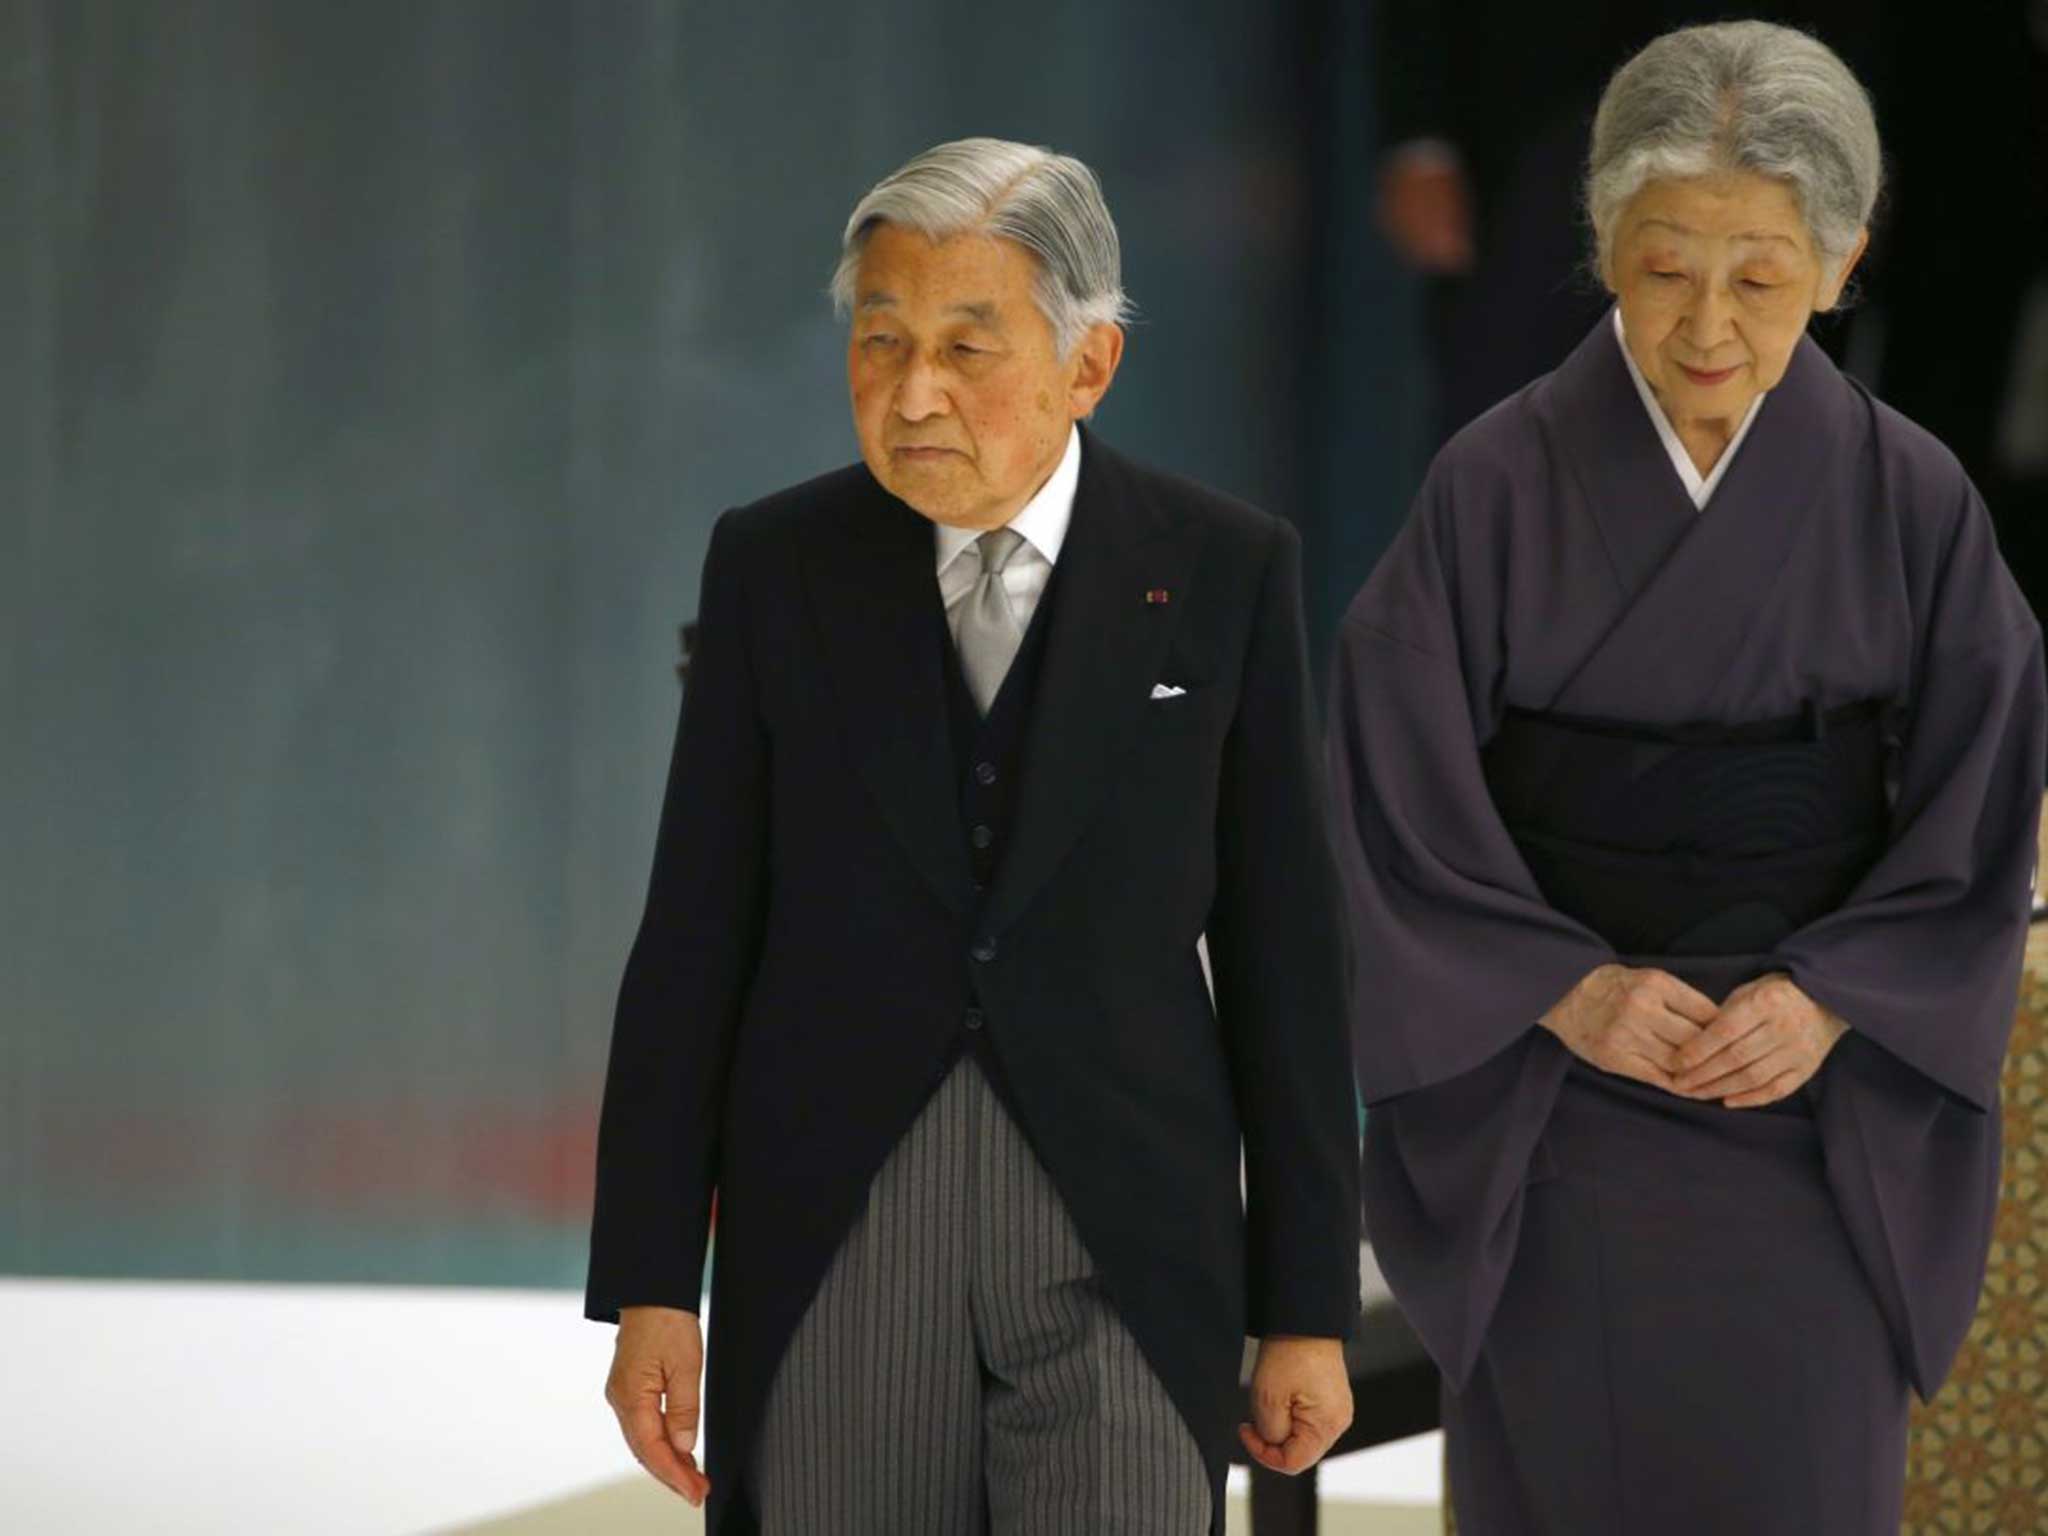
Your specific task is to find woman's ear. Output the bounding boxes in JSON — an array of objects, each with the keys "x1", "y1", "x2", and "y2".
[{"x1": 1819, "y1": 227, "x2": 1871, "y2": 312}]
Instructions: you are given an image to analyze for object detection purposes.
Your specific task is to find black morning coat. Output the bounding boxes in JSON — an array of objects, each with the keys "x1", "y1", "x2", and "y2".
[{"x1": 587, "y1": 427, "x2": 1362, "y2": 1535}]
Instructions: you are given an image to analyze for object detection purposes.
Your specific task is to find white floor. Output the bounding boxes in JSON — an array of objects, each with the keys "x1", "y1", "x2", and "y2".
[{"x1": 0, "y1": 1277, "x2": 1441, "y2": 1534}]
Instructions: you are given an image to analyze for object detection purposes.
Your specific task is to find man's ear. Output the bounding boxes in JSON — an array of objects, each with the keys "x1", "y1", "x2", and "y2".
[{"x1": 1068, "y1": 323, "x2": 1125, "y2": 420}]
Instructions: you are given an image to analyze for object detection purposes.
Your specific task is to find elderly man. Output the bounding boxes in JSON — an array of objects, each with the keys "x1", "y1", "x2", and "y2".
[{"x1": 586, "y1": 138, "x2": 1359, "y2": 1535}]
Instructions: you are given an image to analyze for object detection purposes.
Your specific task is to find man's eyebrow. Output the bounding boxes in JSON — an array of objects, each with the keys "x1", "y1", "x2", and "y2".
[{"x1": 854, "y1": 294, "x2": 1003, "y2": 324}]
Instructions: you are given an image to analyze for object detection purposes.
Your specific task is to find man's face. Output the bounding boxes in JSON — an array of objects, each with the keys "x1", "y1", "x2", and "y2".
[{"x1": 848, "y1": 223, "x2": 1108, "y2": 530}]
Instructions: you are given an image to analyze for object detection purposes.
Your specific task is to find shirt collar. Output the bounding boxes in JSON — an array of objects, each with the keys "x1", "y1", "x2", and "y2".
[
  {"x1": 934, "y1": 425, "x2": 1082, "y2": 575},
  {"x1": 1612, "y1": 308, "x2": 1767, "y2": 510}
]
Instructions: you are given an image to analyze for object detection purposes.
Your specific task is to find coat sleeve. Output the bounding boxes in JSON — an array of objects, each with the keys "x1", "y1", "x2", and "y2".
[
  {"x1": 1203, "y1": 518, "x2": 1361, "y2": 1340},
  {"x1": 1326, "y1": 482, "x2": 1613, "y2": 1103},
  {"x1": 585, "y1": 509, "x2": 771, "y2": 1322},
  {"x1": 1774, "y1": 481, "x2": 2047, "y2": 1110}
]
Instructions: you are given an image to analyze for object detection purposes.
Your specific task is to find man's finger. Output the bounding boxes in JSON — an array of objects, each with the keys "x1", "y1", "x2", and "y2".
[
  {"x1": 1238, "y1": 1421, "x2": 1299, "y2": 1471},
  {"x1": 663, "y1": 1379, "x2": 701, "y2": 1458},
  {"x1": 1241, "y1": 1419, "x2": 1330, "y2": 1475},
  {"x1": 1250, "y1": 1385, "x2": 1293, "y2": 1446},
  {"x1": 617, "y1": 1396, "x2": 710, "y2": 1505}
]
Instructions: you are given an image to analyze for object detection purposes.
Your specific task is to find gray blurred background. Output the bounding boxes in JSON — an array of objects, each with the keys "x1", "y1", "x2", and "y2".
[
  {"x1": 1, "y1": 0, "x2": 1426, "y2": 1287},
  {"x1": 6, "y1": 0, "x2": 2042, "y2": 1291}
]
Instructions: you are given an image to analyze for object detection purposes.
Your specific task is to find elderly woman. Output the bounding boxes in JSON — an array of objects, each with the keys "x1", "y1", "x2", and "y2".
[{"x1": 1329, "y1": 21, "x2": 2045, "y2": 1534}]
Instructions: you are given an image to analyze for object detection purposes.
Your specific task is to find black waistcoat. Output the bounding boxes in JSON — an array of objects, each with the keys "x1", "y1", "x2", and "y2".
[{"x1": 938, "y1": 562, "x2": 1062, "y2": 1093}]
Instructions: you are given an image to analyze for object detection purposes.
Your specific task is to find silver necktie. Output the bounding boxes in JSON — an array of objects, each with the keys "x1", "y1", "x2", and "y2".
[{"x1": 953, "y1": 527, "x2": 1027, "y2": 715}]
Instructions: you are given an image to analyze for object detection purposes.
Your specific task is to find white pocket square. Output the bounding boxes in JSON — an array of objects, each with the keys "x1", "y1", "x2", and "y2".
[{"x1": 1149, "y1": 683, "x2": 1188, "y2": 700}]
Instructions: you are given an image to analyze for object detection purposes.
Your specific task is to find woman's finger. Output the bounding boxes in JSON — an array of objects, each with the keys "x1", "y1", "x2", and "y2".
[
  {"x1": 1611, "y1": 1045, "x2": 1680, "y2": 1090},
  {"x1": 1638, "y1": 1007, "x2": 1707, "y2": 1053},
  {"x1": 1620, "y1": 1025, "x2": 1685, "y2": 1076},
  {"x1": 1672, "y1": 992, "x2": 1768, "y2": 1075},
  {"x1": 1684, "y1": 1043, "x2": 1794, "y2": 1100},
  {"x1": 1645, "y1": 970, "x2": 1721, "y2": 1026},
  {"x1": 1725, "y1": 1065, "x2": 1810, "y2": 1110},
  {"x1": 1673, "y1": 1019, "x2": 1781, "y2": 1094}
]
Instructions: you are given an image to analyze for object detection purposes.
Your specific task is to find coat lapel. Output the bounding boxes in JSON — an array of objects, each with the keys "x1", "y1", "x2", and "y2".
[
  {"x1": 801, "y1": 473, "x2": 974, "y2": 916},
  {"x1": 1540, "y1": 317, "x2": 1848, "y2": 720},
  {"x1": 983, "y1": 430, "x2": 1205, "y2": 937}
]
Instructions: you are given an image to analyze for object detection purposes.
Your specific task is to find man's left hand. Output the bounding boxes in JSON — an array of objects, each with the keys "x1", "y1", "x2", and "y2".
[{"x1": 1238, "y1": 1335, "x2": 1353, "y2": 1475}]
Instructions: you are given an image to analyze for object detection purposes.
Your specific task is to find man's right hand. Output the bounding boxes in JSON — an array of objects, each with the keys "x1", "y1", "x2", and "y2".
[
  {"x1": 605, "y1": 1305, "x2": 710, "y2": 1507},
  {"x1": 1539, "y1": 963, "x2": 1717, "y2": 1092}
]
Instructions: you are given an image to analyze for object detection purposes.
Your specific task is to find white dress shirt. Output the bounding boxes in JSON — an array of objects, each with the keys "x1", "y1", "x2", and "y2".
[
  {"x1": 934, "y1": 425, "x2": 1080, "y2": 630},
  {"x1": 1614, "y1": 309, "x2": 1767, "y2": 510}
]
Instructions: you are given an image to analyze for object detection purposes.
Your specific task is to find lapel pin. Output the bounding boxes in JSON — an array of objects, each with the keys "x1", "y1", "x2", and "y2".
[{"x1": 1144, "y1": 588, "x2": 1171, "y2": 605}]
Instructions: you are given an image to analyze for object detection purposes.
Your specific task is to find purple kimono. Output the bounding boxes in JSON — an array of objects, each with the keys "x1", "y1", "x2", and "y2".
[{"x1": 1329, "y1": 314, "x2": 2045, "y2": 1533}]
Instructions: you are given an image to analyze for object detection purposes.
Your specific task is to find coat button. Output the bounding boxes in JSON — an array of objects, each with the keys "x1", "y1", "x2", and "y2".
[
  {"x1": 970, "y1": 823, "x2": 994, "y2": 849},
  {"x1": 964, "y1": 1007, "x2": 986, "y2": 1031},
  {"x1": 971, "y1": 937, "x2": 998, "y2": 963},
  {"x1": 974, "y1": 761, "x2": 998, "y2": 786}
]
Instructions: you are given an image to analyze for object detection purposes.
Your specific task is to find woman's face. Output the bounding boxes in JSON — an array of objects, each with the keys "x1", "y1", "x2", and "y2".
[{"x1": 1607, "y1": 171, "x2": 1865, "y2": 429}]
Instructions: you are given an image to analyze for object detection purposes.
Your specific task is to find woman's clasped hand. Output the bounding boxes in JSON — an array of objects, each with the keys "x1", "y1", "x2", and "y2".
[{"x1": 1540, "y1": 965, "x2": 1849, "y2": 1108}]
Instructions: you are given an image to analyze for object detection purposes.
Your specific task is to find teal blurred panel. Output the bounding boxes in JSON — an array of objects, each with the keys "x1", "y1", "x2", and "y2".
[{"x1": 3, "y1": 0, "x2": 1402, "y2": 1285}]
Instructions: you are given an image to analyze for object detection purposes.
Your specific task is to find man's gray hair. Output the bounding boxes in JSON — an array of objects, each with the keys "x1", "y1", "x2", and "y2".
[
  {"x1": 829, "y1": 137, "x2": 1133, "y2": 357},
  {"x1": 1586, "y1": 21, "x2": 1882, "y2": 283}
]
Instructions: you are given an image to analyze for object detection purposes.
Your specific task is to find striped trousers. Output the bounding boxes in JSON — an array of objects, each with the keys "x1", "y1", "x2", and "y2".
[{"x1": 750, "y1": 1058, "x2": 1211, "y2": 1534}]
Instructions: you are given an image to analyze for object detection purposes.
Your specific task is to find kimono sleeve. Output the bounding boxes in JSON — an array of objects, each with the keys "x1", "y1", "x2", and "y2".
[
  {"x1": 1774, "y1": 480, "x2": 2047, "y2": 1110},
  {"x1": 1327, "y1": 475, "x2": 1613, "y2": 1103}
]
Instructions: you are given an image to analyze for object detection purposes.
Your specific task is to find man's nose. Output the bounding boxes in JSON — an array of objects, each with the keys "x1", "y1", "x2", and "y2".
[{"x1": 894, "y1": 351, "x2": 950, "y2": 421}]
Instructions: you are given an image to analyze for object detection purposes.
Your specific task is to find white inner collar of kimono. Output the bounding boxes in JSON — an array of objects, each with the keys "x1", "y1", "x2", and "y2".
[
  {"x1": 1612, "y1": 309, "x2": 1768, "y2": 511},
  {"x1": 934, "y1": 425, "x2": 1081, "y2": 576}
]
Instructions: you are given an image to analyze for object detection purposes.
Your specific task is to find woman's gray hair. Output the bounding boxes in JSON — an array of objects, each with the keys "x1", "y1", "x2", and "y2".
[
  {"x1": 1586, "y1": 21, "x2": 1882, "y2": 283},
  {"x1": 829, "y1": 137, "x2": 1133, "y2": 357}
]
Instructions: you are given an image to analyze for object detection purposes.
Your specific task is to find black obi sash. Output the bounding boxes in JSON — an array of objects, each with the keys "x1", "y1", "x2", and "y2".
[{"x1": 1481, "y1": 699, "x2": 1900, "y2": 958}]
